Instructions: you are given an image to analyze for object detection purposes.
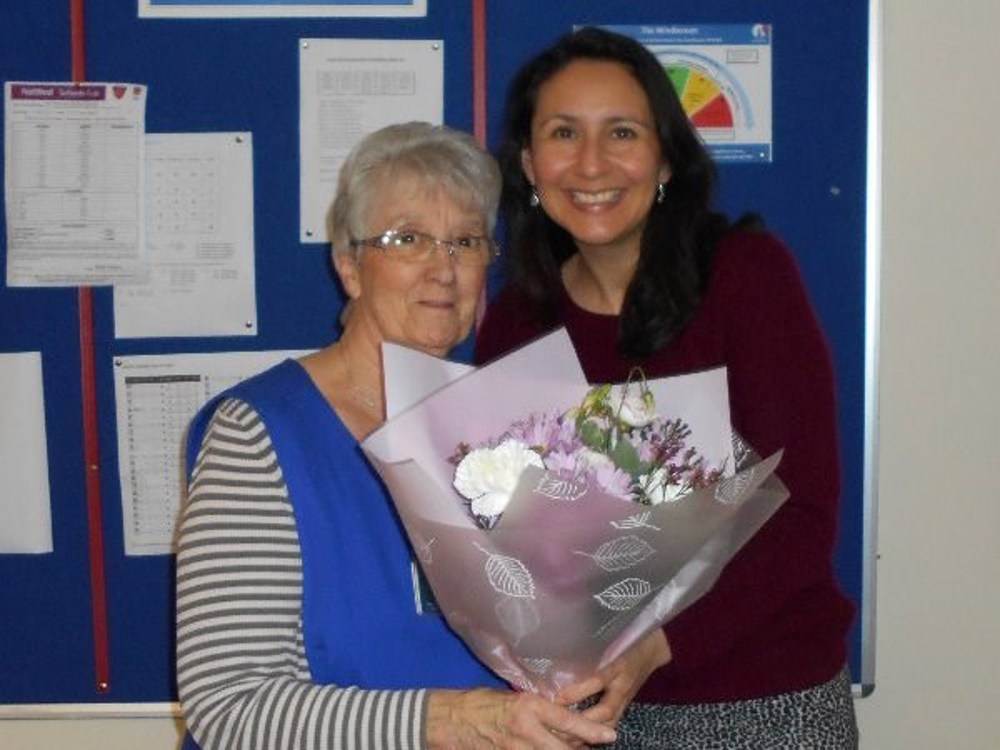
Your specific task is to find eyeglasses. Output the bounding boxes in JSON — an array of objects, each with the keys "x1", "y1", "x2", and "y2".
[{"x1": 349, "y1": 229, "x2": 500, "y2": 267}]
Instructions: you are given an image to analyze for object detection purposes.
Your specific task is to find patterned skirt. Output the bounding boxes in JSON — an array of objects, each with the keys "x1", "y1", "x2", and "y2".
[{"x1": 605, "y1": 667, "x2": 858, "y2": 749}]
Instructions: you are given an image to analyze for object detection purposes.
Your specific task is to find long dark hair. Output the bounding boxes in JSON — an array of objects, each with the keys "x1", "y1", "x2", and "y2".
[{"x1": 498, "y1": 26, "x2": 750, "y2": 358}]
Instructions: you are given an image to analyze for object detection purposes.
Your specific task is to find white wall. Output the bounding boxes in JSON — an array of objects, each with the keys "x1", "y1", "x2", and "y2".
[
  {"x1": 3, "y1": 1, "x2": 999, "y2": 747},
  {"x1": 852, "y1": 0, "x2": 1000, "y2": 746},
  {"x1": 0, "y1": 713, "x2": 182, "y2": 750}
]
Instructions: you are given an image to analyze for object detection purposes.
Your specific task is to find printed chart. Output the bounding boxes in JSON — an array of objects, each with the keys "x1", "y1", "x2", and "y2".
[
  {"x1": 610, "y1": 24, "x2": 773, "y2": 163},
  {"x1": 667, "y1": 55, "x2": 741, "y2": 135}
]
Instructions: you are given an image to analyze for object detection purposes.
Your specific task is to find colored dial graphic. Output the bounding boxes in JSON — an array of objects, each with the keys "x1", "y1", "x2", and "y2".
[
  {"x1": 617, "y1": 24, "x2": 772, "y2": 162},
  {"x1": 666, "y1": 63, "x2": 736, "y2": 133},
  {"x1": 667, "y1": 65, "x2": 736, "y2": 129}
]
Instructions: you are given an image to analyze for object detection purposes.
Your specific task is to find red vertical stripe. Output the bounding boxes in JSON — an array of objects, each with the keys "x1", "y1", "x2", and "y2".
[
  {"x1": 471, "y1": 0, "x2": 488, "y2": 147},
  {"x1": 70, "y1": 0, "x2": 86, "y2": 83},
  {"x1": 70, "y1": 0, "x2": 111, "y2": 695},
  {"x1": 472, "y1": 0, "x2": 489, "y2": 328},
  {"x1": 78, "y1": 289, "x2": 110, "y2": 694}
]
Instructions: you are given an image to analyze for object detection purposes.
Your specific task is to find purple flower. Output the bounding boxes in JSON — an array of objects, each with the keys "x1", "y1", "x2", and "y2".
[
  {"x1": 590, "y1": 462, "x2": 635, "y2": 502},
  {"x1": 451, "y1": 376, "x2": 725, "y2": 528},
  {"x1": 541, "y1": 449, "x2": 582, "y2": 477},
  {"x1": 504, "y1": 410, "x2": 576, "y2": 454}
]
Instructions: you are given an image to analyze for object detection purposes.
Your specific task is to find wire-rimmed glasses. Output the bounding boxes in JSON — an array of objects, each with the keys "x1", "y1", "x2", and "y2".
[{"x1": 349, "y1": 229, "x2": 500, "y2": 266}]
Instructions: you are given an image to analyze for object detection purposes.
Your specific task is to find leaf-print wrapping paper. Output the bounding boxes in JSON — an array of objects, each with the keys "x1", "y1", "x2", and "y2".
[{"x1": 362, "y1": 329, "x2": 788, "y2": 697}]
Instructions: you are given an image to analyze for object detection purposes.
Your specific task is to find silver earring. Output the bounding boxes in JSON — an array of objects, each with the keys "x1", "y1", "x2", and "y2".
[
  {"x1": 529, "y1": 188, "x2": 540, "y2": 208},
  {"x1": 656, "y1": 182, "x2": 667, "y2": 205}
]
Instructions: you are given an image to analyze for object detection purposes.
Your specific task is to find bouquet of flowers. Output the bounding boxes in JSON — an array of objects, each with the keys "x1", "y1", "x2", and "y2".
[
  {"x1": 451, "y1": 371, "x2": 727, "y2": 530},
  {"x1": 362, "y1": 329, "x2": 787, "y2": 697}
]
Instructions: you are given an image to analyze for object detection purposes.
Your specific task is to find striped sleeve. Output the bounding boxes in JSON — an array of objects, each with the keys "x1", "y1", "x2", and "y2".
[{"x1": 176, "y1": 398, "x2": 429, "y2": 750}]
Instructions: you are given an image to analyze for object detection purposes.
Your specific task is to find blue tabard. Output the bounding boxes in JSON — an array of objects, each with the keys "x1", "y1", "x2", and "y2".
[{"x1": 181, "y1": 359, "x2": 501, "y2": 748}]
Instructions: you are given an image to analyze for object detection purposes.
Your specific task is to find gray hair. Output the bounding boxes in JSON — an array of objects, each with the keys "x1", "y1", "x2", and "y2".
[{"x1": 327, "y1": 121, "x2": 501, "y2": 255}]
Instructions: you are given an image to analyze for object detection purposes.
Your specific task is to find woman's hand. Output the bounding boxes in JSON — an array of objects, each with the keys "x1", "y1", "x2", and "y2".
[
  {"x1": 557, "y1": 630, "x2": 672, "y2": 727},
  {"x1": 426, "y1": 687, "x2": 617, "y2": 749}
]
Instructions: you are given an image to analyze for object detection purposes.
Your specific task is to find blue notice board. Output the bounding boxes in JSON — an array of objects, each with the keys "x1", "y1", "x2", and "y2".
[{"x1": 0, "y1": 0, "x2": 875, "y2": 708}]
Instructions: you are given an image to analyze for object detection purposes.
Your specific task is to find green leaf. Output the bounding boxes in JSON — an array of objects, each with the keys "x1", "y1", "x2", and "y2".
[
  {"x1": 578, "y1": 419, "x2": 608, "y2": 451},
  {"x1": 611, "y1": 438, "x2": 642, "y2": 475}
]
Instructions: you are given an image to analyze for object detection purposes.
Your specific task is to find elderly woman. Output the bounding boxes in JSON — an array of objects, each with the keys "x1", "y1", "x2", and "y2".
[{"x1": 176, "y1": 122, "x2": 616, "y2": 750}]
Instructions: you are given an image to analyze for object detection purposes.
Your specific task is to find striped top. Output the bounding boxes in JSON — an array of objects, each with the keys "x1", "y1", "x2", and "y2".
[{"x1": 176, "y1": 398, "x2": 428, "y2": 750}]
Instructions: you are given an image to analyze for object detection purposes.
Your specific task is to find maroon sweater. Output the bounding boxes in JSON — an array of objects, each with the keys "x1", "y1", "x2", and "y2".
[{"x1": 474, "y1": 230, "x2": 855, "y2": 703}]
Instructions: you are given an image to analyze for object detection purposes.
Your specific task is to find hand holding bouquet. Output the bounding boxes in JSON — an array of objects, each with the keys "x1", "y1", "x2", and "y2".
[{"x1": 362, "y1": 329, "x2": 787, "y2": 697}]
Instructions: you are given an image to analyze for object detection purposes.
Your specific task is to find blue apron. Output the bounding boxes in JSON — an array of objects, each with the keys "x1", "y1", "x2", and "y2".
[{"x1": 181, "y1": 360, "x2": 500, "y2": 747}]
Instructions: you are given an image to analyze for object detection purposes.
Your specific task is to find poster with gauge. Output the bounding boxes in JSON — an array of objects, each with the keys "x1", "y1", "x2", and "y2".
[{"x1": 608, "y1": 24, "x2": 773, "y2": 163}]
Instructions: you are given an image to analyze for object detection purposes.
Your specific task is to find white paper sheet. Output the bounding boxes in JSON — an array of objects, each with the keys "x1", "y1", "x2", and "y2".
[
  {"x1": 0, "y1": 352, "x2": 53, "y2": 553},
  {"x1": 382, "y1": 341, "x2": 472, "y2": 418},
  {"x1": 298, "y1": 38, "x2": 444, "y2": 243},
  {"x1": 139, "y1": 0, "x2": 426, "y2": 19},
  {"x1": 4, "y1": 82, "x2": 146, "y2": 286},
  {"x1": 113, "y1": 349, "x2": 311, "y2": 555},
  {"x1": 113, "y1": 132, "x2": 257, "y2": 338}
]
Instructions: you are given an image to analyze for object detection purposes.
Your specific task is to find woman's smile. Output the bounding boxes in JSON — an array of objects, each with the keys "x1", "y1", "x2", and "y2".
[{"x1": 569, "y1": 187, "x2": 623, "y2": 206}]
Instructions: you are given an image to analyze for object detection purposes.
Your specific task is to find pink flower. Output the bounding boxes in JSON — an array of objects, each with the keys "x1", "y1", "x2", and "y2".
[
  {"x1": 504, "y1": 410, "x2": 576, "y2": 454},
  {"x1": 541, "y1": 449, "x2": 582, "y2": 477},
  {"x1": 590, "y1": 463, "x2": 635, "y2": 502}
]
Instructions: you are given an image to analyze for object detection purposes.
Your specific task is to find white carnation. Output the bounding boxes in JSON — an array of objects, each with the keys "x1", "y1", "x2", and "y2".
[
  {"x1": 453, "y1": 439, "x2": 544, "y2": 519},
  {"x1": 612, "y1": 386, "x2": 657, "y2": 428},
  {"x1": 639, "y1": 467, "x2": 686, "y2": 505}
]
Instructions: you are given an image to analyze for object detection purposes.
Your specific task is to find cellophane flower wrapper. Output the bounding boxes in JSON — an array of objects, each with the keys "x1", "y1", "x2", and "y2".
[{"x1": 362, "y1": 329, "x2": 788, "y2": 698}]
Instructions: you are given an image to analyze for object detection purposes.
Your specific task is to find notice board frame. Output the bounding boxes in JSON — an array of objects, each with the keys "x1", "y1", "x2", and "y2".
[{"x1": 0, "y1": 0, "x2": 880, "y2": 715}]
